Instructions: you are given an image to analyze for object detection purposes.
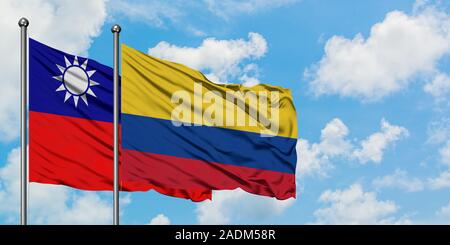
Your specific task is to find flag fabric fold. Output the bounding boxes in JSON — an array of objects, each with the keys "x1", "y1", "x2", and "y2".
[
  {"x1": 121, "y1": 44, "x2": 298, "y2": 200},
  {"x1": 29, "y1": 38, "x2": 211, "y2": 202}
]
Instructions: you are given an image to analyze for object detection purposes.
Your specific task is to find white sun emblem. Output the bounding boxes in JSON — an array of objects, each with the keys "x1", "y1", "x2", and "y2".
[{"x1": 53, "y1": 56, "x2": 99, "y2": 107}]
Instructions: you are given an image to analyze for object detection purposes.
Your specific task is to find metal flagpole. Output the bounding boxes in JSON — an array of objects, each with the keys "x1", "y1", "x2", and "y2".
[
  {"x1": 111, "y1": 24, "x2": 121, "y2": 226},
  {"x1": 18, "y1": 17, "x2": 29, "y2": 226}
]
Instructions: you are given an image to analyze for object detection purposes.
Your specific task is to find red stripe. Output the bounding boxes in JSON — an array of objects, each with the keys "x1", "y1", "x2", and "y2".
[
  {"x1": 122, "y1": 149, "x2": 296, "y2": 200},
  {"x1": 29, "y1": 111, "x2": 211, "y2": 202}
]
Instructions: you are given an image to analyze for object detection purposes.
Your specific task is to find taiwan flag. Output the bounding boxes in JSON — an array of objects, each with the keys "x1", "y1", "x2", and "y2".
[{"x1": 29, "y1": 38, "x2": 211, "y2": 201}]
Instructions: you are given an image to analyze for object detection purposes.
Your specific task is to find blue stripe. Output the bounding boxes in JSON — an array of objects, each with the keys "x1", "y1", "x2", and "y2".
[{"x1": 122, "y1": 114, "x2": 297, "y2": 174}]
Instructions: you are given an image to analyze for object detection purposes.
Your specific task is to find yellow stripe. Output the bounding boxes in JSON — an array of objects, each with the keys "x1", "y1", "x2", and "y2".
[{"x1": 121, "y1": 44, "x2": 297, "y2": 138}]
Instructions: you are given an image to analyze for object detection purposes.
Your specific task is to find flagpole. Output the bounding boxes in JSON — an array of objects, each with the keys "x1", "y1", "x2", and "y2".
[
  {"x1": 112, "y1": 24, "x2": 121, "y2": 226},
  {"x1": 18, "y1": 17, "x2": 29, "y2": 226}
]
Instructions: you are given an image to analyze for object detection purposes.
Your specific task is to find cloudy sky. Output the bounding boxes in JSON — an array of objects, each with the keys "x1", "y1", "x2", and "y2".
[{"x1": 1, "y1": 0, "x2": 450, "y2": 224}]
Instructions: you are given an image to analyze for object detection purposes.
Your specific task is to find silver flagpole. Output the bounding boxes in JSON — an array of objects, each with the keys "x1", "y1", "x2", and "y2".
[
  {"x1": 111, "y1": 24, "x2": 121, "y2": 226},
  {"x1": 18, "y1": 17, "x2": 29, "y2": 226}
]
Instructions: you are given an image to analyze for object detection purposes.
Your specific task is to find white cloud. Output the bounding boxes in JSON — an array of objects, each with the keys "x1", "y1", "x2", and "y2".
[
  {"x1": 204, "y1": 0, "x2": 298, "y2": 20},
  {"x1": 148, "y1": 214, "x2": 171, "y2": 225},
  {"x1": 372, "y1": 169, "x2": 424, "y2": 192},
  {"x1": 108, "y1": 0, "x2": 181, "y2": 28},
  {"x1": 297, "y1": 118, "x2": 350, "y2": 177},
  {"x1": 296, "y1": 139, "x2": 330, "y2": 177},
  {"x1": 352, "y1": 119, "x2": 409, "y2": 164},
  {"x1": 0, "y1": 148, "x2": 21, "y2": 215},
  {"x1": 211, "y1": 118, "x2": 404, "y2": 224},
  {"x1": 439, "y1": 140, "x2": 450, "y2": 165},
  {"x1": 196, "y1": 189, "x2": 294, "y2": 224},
  {"x1": 148, "y1": 32, "x2": 267, "y2": 84},
  {"x1": 427, "y1": 117, "x2": 450, "y2": 144},
  {"x1": 30, "y1": 185, "x2": 112, "y2": 225},
  {"x1": 426, "y1": 119, "x2": 450, "y2": 171},
  {"x1": 240, "y1": 75, "x2": 261, "y2": 87},
  {"x1": 0, "y1": 0, "x2": 107, "y2": 142},
  {"x1": 0, "y1": 148, "x2": 119, "y2": 224},
  {"x1": 318, "y1": 118, "x2": 352, "y2": 156},
  {"x1": 424, "y1": 73, "x2": 450, "y2": 98},
  {"x1": 298, "y1": 118, "x2": 408, "y2": 176},
  {"x1": 428, "y1": 170, "x2": 450, "y2": 189},
  {"x1": 239, "y1": 63, "x2": 262, "y2": 86},
  {"x1": 108, "y1": 0, "x2": 295, "y2": 36},
  {"x1": 307, "y1": 5, "x2": 450, "y2": 101},
  {"x1": 313, "y1": 183, "x2": 411, "y2": 224},
  {"x1": 437, "y1": 202, "x2": 450, "y2": 217}
]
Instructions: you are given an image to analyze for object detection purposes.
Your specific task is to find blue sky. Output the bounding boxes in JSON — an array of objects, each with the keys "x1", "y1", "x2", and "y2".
[{"x1": 1, "y1": 0, "x2": 450, "y2": 224}]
